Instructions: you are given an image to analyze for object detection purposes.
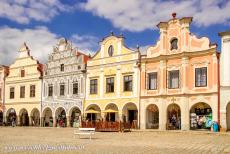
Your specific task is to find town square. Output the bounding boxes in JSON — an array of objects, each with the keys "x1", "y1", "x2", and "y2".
[{"x1": 0, "y1": 0, "x2": 230, "y2": 153}]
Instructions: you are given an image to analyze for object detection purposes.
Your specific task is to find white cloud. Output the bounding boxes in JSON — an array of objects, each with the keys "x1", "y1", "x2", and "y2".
[
  {"x1": 0, "y1": 0, "x2": 72, "y2": 24},
  {"x1": 80, "y1": 0, "x2": 230, "y2": 32},
  {"x1": 0, "y1": 26, "x2": 98, "y2": 65},
  {"x1": 70, "y1": 34, "x2": 99, "y2": 55}
]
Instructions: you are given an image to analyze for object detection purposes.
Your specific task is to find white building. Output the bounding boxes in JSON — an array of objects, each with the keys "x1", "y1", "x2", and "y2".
[
  {"x1": 42, "y1": 38, "x2": 89, "y2": 127},
  {"x1": 219, "y1": 30, "x2": 230, "y2": 131}
]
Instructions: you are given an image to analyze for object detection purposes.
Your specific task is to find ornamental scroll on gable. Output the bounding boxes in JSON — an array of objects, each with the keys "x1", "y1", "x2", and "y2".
[{"x1": 146, "y1": 13, "x2": 215, "y2": 58}]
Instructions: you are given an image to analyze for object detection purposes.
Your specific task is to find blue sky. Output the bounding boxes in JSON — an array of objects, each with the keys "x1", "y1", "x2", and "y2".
[{"x1": 0, "y1": 0, "x2": 230, "y2": 65}]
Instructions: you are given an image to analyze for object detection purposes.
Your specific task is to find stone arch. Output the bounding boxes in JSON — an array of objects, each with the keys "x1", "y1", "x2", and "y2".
[
  {"x1": 122, "y1": 102, "x2": 138, "y2": 128},
  {"x1": 30, "y1": 108, "x2": 40, "y2": 126},
  {"x1": 104, "y1": 103, "x2": 119, "y2": 122},
  {"x1": 6, "y1": 108, "x2": 17, "y2": 126},
  {"x1": 42, "y1": 107, "x2": 53, "y2": 127},
  {"x1": 167, "y1": 103, "x2": 181, "y2": 130},
  {"x1": 55, "y1": 107, "x2": 67, "y2": 127},
  {"x1": 190, "y1": 102, "x2": 212, "y2": 130},
  {"x1": 68, "y1": 106, "x2": 81, "y2": 127},
  {"x1": 85, "y1": 104, "x2": 101, "y2": 121},
  {"x1": 226, "y1": 102, "x2": 230, "y2": 131},
  {"x1": 146, "y1": 104, "x2": 159, "y2": 129},
  {"x1": 19, "y1": 108, "x2": 29, "y2": 126}
]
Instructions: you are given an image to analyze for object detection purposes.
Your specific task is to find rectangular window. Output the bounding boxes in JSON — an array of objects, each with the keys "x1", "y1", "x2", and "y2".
[
  {"x1": 195, "y1": 67, "x2": 207, "y2": 87},
  {"x1": 48, "y1": 85, "x2": 53, "y2": 97},
  {"x1": 106, "y1": 77, "x2": 114, "y2": 93},
  {"x1": 20, "y1": 86, "x2": 25, "y2": 98},
  {"x1": 60, "y1": 84, "x2": 65, "y2": 96},
  {"x1": 124, "y1": 75, "x2": 133, "y2": 91},
  {"x1": 148, "y1": 73, "x2": 157, "y2": 90},
  {"x1": 90, "y1": 79, "x2": 98, "y2": 94},
  {"x1": 73, "y1": 82, "x2": 78, "y2": 95},
  {"x1": 60, "y1": 64, "x2": 64, "y2": 72},
  {"x1": 168, "y1": 70, "x2": 179, "y2": 89},
  {"x1": 21, "y1": 69, "x2": 25, "y2": 77},
  {"x1": 30, "y1": 85, "x2": 36, "y2": 97},
  {"x1": 10, "y1": 87, "x2": 14, "y2": 99}
]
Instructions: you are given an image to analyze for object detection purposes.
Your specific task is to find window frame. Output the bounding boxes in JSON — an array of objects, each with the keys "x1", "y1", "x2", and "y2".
[
  {"x1": 90, "y1": 79, "x2": 98, "y2": 94},
  {"x1": 60, "y1": 84, "x2": 65, "y2": 96},
  {"x1": 106, "y1": 77, "x2": 114, "y2": 93},
  {"x1": 48, "y1": 84, "x2": 53, "y2": 97},
  {"x1": 168, "y1": 70, "x2": 180, "y2": 89},
  {"x1": 123, "y1": 75, "x2": 133, "y2": 92},
  {"x1": 195, "y1": 67, "x2": 207, "y2": 87},
  {"x1": 147, "y1": 72, "x2": 158, "y2": 90},
  {"x1": 60, "y1": 64, "x2": 64, "y2": 72},
  {"x1": 10, "y1": 87, "x2": 15, "y2": 99},
  {"x1": 20, "y1": 86, "x2": 25, "y2": 98},
  {"x1": 73, "y1": 82, "x2": 79, "y2": 95},
  {"x1": 30, "y1": 85, "x2": 36, "y2": 97}
]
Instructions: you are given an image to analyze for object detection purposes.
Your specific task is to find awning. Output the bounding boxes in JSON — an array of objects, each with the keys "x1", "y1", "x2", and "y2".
[
  {"x1": 102, "y1": 109, "x2": 118, "y2": 113},
  {"x1": 85, "y1": 109, "x2": 100, "y2": 114}
]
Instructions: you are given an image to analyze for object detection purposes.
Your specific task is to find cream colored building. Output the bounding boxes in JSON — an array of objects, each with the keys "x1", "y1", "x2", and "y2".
[
  {"x1": 4, "y1": 43, "x2": 42, "y2": 126},
  {"x1": 85, "y1": 33, "x2": 140, "y2": 127},
  {"x1": 219, "y1": 30, "x2": 230, "y2": 131}
]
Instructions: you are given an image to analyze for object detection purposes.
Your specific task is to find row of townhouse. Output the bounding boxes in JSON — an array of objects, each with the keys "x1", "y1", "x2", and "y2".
[{"x1": 0, "y1": 14, "x2": 230, "y2": 131}]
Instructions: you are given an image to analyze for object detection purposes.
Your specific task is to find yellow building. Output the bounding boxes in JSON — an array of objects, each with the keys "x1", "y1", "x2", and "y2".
[
  {"x1": 85, "y1": 33, "x2": 140, "y2": 127},
  {"x1": 4, "y1": 43, "x2": 42, "y2": 126}
]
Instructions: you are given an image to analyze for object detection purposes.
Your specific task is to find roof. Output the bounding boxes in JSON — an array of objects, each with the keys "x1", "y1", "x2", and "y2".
[{"x1": 218, "y1": 30, "x2": 230, "y2": 36}]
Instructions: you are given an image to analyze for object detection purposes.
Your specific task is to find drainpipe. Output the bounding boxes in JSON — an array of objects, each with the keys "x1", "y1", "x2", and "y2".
[{"x1": 217, "y1": 52, "x2": 220, "y2": 125}]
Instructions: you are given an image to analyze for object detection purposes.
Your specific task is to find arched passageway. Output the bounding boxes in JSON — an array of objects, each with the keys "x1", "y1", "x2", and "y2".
[
  {"x1": 146, "y1": 104, "x2": 159, "y2": 129},
  {"x1": 167, "y1": 104, "x2": 181, "y2": 130},
  {"x1": 190, "y1": 102, "x2": 212, "y2": 130},
  {"x1": 43, "y1": 108, "x2": 53, "y2": 127}
]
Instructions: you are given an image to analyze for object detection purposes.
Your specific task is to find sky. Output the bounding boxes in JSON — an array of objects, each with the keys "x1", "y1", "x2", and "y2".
[{"x1": 0, "y1": 0, "x2": 230, "y2": 65}]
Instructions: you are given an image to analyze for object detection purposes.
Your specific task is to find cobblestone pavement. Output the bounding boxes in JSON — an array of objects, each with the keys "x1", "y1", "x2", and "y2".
[{"x1": 0, "y1": 127, "x2": 230, "y2": 154}]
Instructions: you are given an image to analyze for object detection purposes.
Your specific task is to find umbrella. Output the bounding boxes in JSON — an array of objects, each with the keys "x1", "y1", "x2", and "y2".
[
  {"x1": 103, "y1": 109, "x2": 118, "y2": 121},
  {"x1": 85, "y1": 109, "x2": 100, "y2": 121}
]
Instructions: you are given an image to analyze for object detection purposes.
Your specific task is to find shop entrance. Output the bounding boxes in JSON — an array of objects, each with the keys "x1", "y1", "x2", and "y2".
[
  {"x1": 190, "y1": 102, "x2": 212, "y2": 130},
  {"x1": 55, "y1": 107, "x2": 66, "y2": 127},
  {"x1": 0, "y1": 111, "x2": 3, "y2": 126},
  {"x1": 226, "y1": 103, "x2": 230, "y2": 131},
  {"x1": 7, "y1": 108, "x2": 16, "y2": 126},
  {"x1": 167, "y1": 104, "x2": 181, "y2": 130}
]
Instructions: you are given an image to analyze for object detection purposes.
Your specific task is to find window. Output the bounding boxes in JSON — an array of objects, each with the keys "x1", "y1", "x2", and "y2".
[
  {"x1": 124, "y1": 75, "x2": 133, "y2": 91},
  {"x1": 195, "y1": 67, "x2": 207, "y2": 87},
  {"x1": 10, "y1": 87, "x2": 14, "y2": 99},
  {"x1": 30, "y1": 85, "x2": 36, "y2": 97},
  {"x1": 20, "y1": 86, "x2": 25, "y2": 98},
  {"x1": 168, "y1": 70, "x2": 179, "y2": 89},
  {"x1": 60, "y1": 84, "x2": 65, "y2": 96},
  {"x1": 60, "y1": 64, "x2": 64, "y2": 72},
  {"x1": 90, "y1": 79, "x2": 98, "y2": 94},
  {"x1": 147, "y1": 73, "x2": 157, "y2": 90},
  {"x1": 170, "y1": 38, "x2": 178, "y2": 50},
  {"x1": 48, "y1": 84, "x2": 53, "y2": 97},
  {"x1": 106, "y1": 77, "x2": 114, "y2": 93},
  {"x1": 0, "y1": 88, "x2": 2, "y2": 100},
  {"x1": 108, "y1": 45, "x2": 114, "y2": 57},
  {"x1": 21, "y1": 69, "x2": 25, "y2": 77},
  {"x1": 73, "y1": 82, "x2": 78, "y2": 95}
]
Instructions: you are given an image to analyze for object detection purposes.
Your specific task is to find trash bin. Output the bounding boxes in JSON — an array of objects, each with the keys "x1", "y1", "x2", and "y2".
[{"x1": 212, "y1": 121, "x2": 219, "y2": 132}]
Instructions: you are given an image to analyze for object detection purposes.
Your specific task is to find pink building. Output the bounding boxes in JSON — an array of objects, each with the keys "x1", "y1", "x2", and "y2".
[{"x1": 140, "y1": 14, "x2": 219, "y2": 131}]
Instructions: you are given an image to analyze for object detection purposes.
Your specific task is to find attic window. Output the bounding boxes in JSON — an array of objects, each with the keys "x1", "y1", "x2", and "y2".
[
  {"x1": 108, "y1": 45, "x2": 114, "y2": 57},
  {"x1": 170, "y1": 38, "x2": 178, "y2": 50},
  {"x1": 21, "y1": 69, "x2": 25, "y2": 77}
]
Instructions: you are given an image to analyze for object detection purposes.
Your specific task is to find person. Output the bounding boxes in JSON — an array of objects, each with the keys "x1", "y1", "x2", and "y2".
[{"x1": 171, "y1": 114, "x2": 177, "y2": 128}]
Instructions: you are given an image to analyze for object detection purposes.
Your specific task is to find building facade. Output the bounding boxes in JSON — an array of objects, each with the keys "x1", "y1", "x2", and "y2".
[
  {"x1": 85, "y1": 33, "x2": 140, "y2": 127},
  {"x1": 4, "y1": 43, "x2": 42, "y2": 126},
  {"x1": 0, "y1": 65, "x2": 8, "y2": 125},
  {"x1": 140, "y1": 14, "x2": 219, "y2": 130},
  {"x1": 42, "y1": 38, "x2": 88, "y2": 127},
  {"x1": 219, "y1": 30, "x2": 230, "y2": 131}
]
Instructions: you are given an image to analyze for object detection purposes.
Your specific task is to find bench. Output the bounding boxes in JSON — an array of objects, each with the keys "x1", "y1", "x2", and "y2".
[{"x1": 74, "y1": 128, "x2": 95, "y2": 140}]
